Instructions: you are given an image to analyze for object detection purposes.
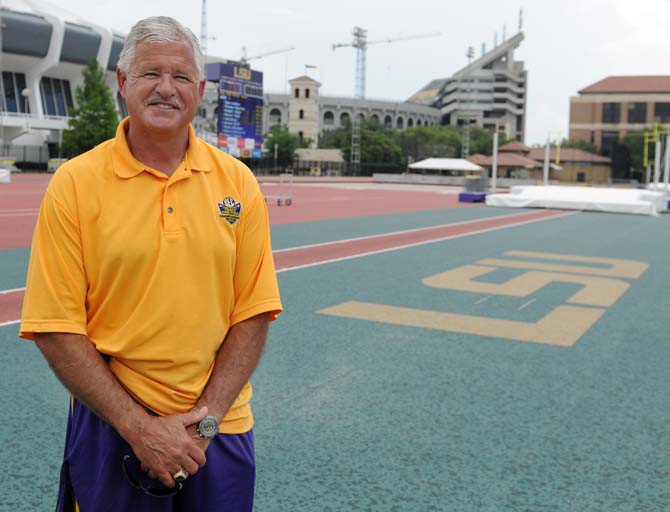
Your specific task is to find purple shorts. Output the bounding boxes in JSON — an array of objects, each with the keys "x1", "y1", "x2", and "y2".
[{"x1": 57, "y1": 398, "x2": 255, "y2": 511}]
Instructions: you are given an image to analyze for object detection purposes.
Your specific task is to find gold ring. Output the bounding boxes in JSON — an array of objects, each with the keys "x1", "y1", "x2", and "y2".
[{"x1": 173, "y1": 467, "x2": 189, "y2": 481}]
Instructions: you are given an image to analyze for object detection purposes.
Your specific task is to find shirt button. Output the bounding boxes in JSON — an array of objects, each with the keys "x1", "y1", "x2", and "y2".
[{"x1": 167, "y1": 207, "x2": 174, "y2": 213}]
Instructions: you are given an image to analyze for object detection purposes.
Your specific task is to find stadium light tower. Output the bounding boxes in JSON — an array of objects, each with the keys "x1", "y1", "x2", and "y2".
[{"x1": 333, "y1": 28, "x2": 441, "y2": 174}]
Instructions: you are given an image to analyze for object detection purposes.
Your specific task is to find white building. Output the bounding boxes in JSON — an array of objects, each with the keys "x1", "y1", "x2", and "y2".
[
  {"x1": 409, "y1": 32, "x2": 527, "y2": 141},
  {"x1": 0, "y1": 1, "x2": 125, "y2": 152}
]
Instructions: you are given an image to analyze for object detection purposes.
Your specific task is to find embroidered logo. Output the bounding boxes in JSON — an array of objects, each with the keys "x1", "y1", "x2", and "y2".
[{"x1": 218, "y1": 197, "x2": 242, "y2": 224}]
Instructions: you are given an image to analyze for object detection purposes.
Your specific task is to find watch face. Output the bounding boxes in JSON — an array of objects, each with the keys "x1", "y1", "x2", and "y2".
[{"x1": 198, "y1": 416, "x2": 219, "y2": 439}]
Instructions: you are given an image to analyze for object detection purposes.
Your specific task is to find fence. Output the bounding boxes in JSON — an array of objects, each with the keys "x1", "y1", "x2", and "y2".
[{"x1": 0, "y1": 143, "x2": 61, "y2": 171}]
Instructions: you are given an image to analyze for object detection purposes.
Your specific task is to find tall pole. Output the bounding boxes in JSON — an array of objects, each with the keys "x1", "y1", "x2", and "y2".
[
  {"x1": 543, "y1": 139, "x2": 550, "y2": 185},
  {"x1": 491, "y1": 131, "x2": 498, "y2": 193},
  {"x1": 654, "y1": 138, "x2": 661, "y2": 187},
  {"x1": 200, "y1": 0, "x2": 208, "y2": 55},
  {"x1": 350, "y1": 27, "x2": 366, "y2": 175},
  {"x1": 664, "y1": 134, "x2": 670, "y2": 192}
]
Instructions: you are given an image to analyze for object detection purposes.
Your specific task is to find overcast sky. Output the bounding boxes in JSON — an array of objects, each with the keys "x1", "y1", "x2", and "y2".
[{"x1": 33, "y1": 0, "x2": 670, "y2": 145}]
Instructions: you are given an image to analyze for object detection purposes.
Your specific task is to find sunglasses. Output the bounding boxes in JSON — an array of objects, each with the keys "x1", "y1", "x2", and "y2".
[{"x1": 122, "y1": 454, "x2": 184, "y2": 498}]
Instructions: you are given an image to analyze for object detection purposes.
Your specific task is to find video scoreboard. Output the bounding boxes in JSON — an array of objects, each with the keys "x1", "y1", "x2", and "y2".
[{"x1": 208, "y1": 63, "x2": 264, "y2": 159}]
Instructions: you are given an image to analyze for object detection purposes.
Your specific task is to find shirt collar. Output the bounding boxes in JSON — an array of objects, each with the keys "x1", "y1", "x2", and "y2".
[{"x1": 112, "y1": 117, "x2": 213, "y2": 179}]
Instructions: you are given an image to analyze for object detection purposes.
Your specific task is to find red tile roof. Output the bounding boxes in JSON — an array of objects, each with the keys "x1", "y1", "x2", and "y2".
[
  {"x1": 527, "y1": 148, "x2": 611, "y2": 164},
  {"x1": 468, "y1": 153, "x2": 541, "y2": 168},
  {"x1": 579, "y1": 76, "x2": 670, "y2": 94},
  {"x1": 499, "y1": 141, "x2": 531, "y2": 153}
]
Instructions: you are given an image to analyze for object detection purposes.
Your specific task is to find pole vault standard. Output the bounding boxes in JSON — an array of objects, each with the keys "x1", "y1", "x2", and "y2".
[
  {"x1": 543, "y1": 139, "x2": 550, "y2": 186},
  {"x1": 654, "y1": 138, "x2": 662, "y2": 187},
  {"x1": 491, "y1": 131, "x2": 498, "y2": 193}
]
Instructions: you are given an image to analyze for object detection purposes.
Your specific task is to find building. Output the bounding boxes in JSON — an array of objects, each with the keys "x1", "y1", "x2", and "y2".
[
  {"x1": 569, "y1": 76, "x2": 670, "y2": 156},
  {"x1": 262, "y1": 77, "x2": 441, "y2": 147},
  {"x1": 469, "y1": 140, "x2": 611, "y2": 184},
  {"x1": 408, "y1": 32, "x2": 527, "y2": 142},
  {"x1": 0, "y1": 2, "x2": 125, "y2": 155}
]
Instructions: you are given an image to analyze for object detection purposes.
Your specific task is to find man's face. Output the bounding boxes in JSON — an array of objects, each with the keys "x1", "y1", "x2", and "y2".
[{"x1": 117, "y1": 40, "x2": 205, "y2": 137}]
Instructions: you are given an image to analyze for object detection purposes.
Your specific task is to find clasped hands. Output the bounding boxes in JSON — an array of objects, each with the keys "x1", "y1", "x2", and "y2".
[{"x1": 131, "y1": 406, "x2": 214, "y2": 488}]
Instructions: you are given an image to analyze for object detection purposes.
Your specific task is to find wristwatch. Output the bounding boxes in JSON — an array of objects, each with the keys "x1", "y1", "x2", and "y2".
[{"x1": 196, "y1": 415, "x2": 219, "y2": 439}]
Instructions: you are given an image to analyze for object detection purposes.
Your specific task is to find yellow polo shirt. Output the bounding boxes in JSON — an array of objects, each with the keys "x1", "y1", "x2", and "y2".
[{"x1": 20, "y1": 118, "x2": 282, "y2": 433}]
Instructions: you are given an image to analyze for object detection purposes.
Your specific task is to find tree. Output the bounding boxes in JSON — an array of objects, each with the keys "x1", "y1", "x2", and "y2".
[
  {"x1": 553, "y1": 138, "x2": 599, "y2": 154},
  {"x1": 62, "y1": 59, "x2": 119, "y2": 157},
  {"x1": 319, "y1": 117, "x2": 402, "y2": 165},
  {"x1": 263, "y1": 125, "x2": 310, "y2": 168}
]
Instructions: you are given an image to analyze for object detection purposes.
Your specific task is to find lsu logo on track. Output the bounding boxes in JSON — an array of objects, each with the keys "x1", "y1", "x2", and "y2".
[{"x1": 217, "y1": 197, "x2": 242, "y2": 224}]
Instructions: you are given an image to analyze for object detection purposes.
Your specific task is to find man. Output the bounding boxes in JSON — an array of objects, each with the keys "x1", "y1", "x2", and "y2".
[{"x1": 20, "y1": 16, "x2": 282, "y2": 511}]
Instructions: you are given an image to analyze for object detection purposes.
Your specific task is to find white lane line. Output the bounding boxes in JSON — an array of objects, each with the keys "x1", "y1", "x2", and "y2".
[
  {"x1": 0, "y1": 320, "x2": 20, "y2": 328},
  {"x1": 277, "y1": 211, "x2": 578, "y2": 273},
  {"x1": 518, "y1": 298, "x2": 537, "y2": 311},
  {"x1": 0, "y1": 287, "x2": 25, "y2": 295},
  {"x1": 475, "y1": 296, "x2": 492, "y2": 304},
  {"x1": 273, "y1": 210, "x2": 548, "y2": 254}
]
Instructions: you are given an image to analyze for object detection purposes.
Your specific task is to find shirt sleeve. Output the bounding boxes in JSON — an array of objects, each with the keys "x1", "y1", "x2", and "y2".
[
  {"x1": 20, "y1": 176, "x2": 88, "y2": 340},
  {"x1": 230, "y1": 183, "x2": 283, "y2": 325}
]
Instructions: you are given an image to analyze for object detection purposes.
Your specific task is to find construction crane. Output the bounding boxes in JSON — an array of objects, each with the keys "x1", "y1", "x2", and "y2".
[
  {"x1": 332, "y1": 28, "x2": 441, "y2": 174},
  {"x1": 332, "y1": 28, "x2": 441, "y2": 100},
  {"x1": 239, "y1": 45, "x2": 296, "y2": 65}
]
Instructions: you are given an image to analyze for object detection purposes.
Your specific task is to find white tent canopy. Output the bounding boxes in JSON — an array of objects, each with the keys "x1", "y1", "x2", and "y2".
[{"x1": 408, "y1": 158, "x2": 484, "y2": 173}]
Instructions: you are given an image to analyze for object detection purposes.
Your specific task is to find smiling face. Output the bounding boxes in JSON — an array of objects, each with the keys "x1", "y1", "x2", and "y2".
[{"x1": 117, "y1": 40, "x2": 205, "y2": 139}]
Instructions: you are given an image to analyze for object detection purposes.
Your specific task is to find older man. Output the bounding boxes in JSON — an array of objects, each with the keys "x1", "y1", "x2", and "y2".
[{"x1": 20, "y1": 16, "x2": 282, "y2": 511}]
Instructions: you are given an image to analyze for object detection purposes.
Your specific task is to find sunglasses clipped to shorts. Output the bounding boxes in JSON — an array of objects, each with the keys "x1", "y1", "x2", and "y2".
[{"x1": 122, "y1": 454, "x2": 186, "y2": 498}]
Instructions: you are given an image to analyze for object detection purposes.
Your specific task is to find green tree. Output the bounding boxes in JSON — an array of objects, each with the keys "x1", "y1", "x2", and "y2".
[
  {"x1": 62, "y1": 59, "x2": 119, "y2": 157},
  {"x1": 319, "y1": 117, "x2": 402, "y2": 164},
  {"x1": 621, "y1": 131, "x2": 649, "y2": 173},
  {"x1": 553, "y1": 138, "x2": 599, "y2": 154},
  {"x1": 263, "y1": 125, "x2": 310, "y2": 168}
]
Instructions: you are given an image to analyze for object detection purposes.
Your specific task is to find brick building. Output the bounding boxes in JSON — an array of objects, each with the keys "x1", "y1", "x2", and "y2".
[{"x1": 569, "y1": 76, "x2": 670, "y2": 156}]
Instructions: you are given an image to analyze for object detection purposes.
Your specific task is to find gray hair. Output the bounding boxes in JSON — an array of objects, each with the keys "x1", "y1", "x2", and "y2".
[{"x1": 117, "y1": 16, "x2": 205, "y2": 80}]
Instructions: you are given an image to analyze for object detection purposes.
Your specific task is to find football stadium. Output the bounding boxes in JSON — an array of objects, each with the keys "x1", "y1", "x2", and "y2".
[{"x1": 2, "y1": 1, "x2": 670, "y2": 511}]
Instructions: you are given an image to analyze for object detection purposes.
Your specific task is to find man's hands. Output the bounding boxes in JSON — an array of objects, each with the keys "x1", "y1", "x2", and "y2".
[{"x1": 132, "y1": 407, "x2": 211, "y2": 487}]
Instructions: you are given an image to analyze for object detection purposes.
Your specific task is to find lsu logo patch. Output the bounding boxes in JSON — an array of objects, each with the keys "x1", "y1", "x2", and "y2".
[{"x1": 218, "y1": 197, "x2": 242, "y2": 224}]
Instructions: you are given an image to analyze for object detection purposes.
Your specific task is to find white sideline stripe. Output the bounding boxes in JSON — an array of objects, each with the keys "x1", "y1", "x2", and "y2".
[
  {"x1": 273, "y1": 210, "x2": 540, "y2": 254},
  {"x1": 0, "y1": 211, "x2": 578, "y2": 323},
  {"x1": 277, "y1": 211, "x2": 578, "y2": 273},
  {"x1": 0, "y1": 287, "x2": 25, "y2": 295}
]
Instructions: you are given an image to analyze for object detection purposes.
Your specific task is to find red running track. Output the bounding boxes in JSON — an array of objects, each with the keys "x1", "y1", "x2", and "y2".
[
  {"x1": 0, "y1": 175, "x2": 472, "y2": 249},
  {"x1": 1, "y1": 209, "x2": 573, "y2": 325}
]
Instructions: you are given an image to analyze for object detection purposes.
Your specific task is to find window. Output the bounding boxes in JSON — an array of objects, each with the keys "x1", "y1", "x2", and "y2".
[
  {"x1": 384, "y1": 115, "x2": 392, "y2": 128},
  {"x1": 294, "y1": 88, "x2": 299, "y2": 98},
  {"x1": 323, "y1": 111, "x2": 334, "y2": 126},
  {"x1": 396, "y1": 117, "x2": 404, "y2": 129},
  {"x1": 305, "y1": 88, "x2": 310, "y2": 99},
  {"x1": 408, "y1": 118, "x2": 414, "y2": 127},
  {"x1": 602, "y1": 102, "x2": 621, "y2": 124},
  {"x1": 299, "y1": 109, "x2": 304, "y2": 120},
  {"x1": 600, "y1": 131, "x2": 619, "y2": 157},
  {"x1": 2, "y1": 72, "x2": 18, "y2": 112},
  {"x1": 269, "y1": 108, "x2": 282, "y2": 125},
  {"x1": 0, "y1": 72, "x2": 29, "y2": 113},
  {"x1": 654, "y1": 103, "x2": 670, "y2": 123},
  {"x1": 627, "y1": 103, "x2": 646, "y2": 123},
  {"x1": 40, "y1": 77, "x2": 75, "y2": 116},
  {"x1": 339, "y1": 112, "x2": 350, "y2": 127}
]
